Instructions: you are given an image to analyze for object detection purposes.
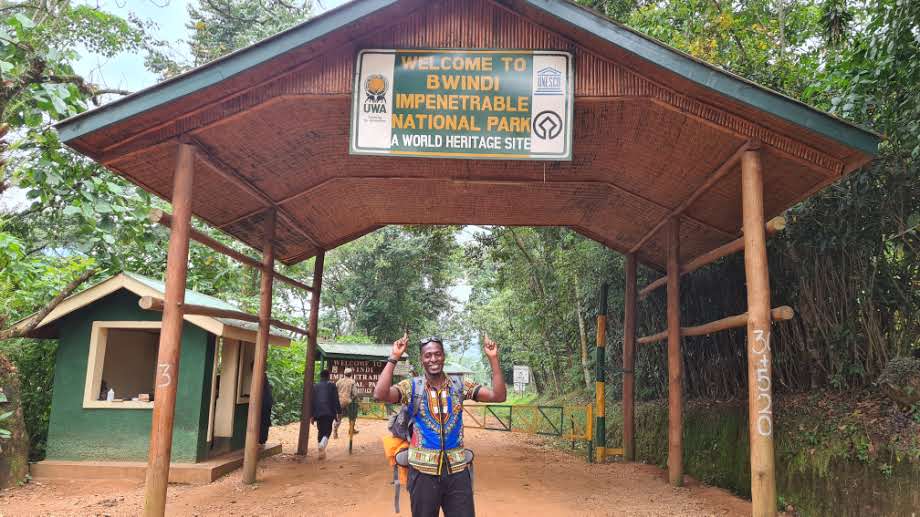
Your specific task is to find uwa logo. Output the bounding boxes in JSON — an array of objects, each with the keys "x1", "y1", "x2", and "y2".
[{"x1": 363, "y1": 74, "x2": 388, "y2": 114}]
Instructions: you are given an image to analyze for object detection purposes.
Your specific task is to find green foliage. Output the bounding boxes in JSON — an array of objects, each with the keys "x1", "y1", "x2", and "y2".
[
  {"x1": 0, "y1": 410, "x2": 12, "y2": 440},
  {"x1": 322, "y1": 226, "x2": 461, "y2": 343},
  {"x1": 463, "y1": 227, "x2": 622, "y2": 397},
  {"x1": 0, "y1": 0, "x2": 314, "y2": 460},
  {"x1": 146, "y1": 0, "x2": 312, "y2": 79},
  {"x1": 0, "y1": 339, "x2": 55, "y2": 460},
  {"x1": 266, "y1": 340, "x2": 306, "y2": 425}
]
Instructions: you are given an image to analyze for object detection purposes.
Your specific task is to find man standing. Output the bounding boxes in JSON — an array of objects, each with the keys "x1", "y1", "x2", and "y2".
[
  {"x1": 333, "y1": 367, "x2": 360, "y2": 439},
  {"x1": 311, "y1": 369, "x2": 341, "y2": 459},
  {"x1": 373, "y1": 334, "x2": 506, "y2": 517},
  {"x1": 258, "y1": 372, "x2": 274, "y2": 445}
]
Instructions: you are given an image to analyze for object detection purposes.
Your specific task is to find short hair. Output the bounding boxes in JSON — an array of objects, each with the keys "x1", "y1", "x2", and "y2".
[{"x1": 319, "y1": 369, "x2": 330, "y2": 381}]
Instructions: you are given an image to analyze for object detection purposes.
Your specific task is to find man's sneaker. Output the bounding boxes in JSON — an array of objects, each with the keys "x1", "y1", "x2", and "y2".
[{"x1": 318, "y1": 448, "x2": 326, "y2": 460}]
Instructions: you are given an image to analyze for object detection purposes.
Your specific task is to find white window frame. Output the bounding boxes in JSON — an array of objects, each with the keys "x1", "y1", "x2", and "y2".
[{"x1": 83, "y1": 321, "x2": 161, "y2": 409}]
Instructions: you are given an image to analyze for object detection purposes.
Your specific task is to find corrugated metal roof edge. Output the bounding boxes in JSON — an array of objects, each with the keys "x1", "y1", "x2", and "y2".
[{"x1": 54, "y1": 0, "x2": 879, "y2": 157}]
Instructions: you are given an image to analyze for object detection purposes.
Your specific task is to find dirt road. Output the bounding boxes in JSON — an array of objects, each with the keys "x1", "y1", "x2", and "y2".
[{"x1": 0, "y1": 420, "x2": 751, "y2": 516}]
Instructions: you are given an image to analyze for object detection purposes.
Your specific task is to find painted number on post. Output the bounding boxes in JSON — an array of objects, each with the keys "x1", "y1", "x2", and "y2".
[
  {"x1": 752, "y1": 329, "x2": 772, "y2": 436},
  {"x1": 157, "y1": 363, "x2": 172, "y2": 388}
]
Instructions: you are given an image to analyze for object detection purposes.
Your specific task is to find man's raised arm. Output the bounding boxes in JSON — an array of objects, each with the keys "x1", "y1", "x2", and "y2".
[
  {"x1": 472, "y1": 334, "x2": 507, "y2": 403},
  {"x1": 373, "y1": 333, "x2": 408, "y2": 403}
]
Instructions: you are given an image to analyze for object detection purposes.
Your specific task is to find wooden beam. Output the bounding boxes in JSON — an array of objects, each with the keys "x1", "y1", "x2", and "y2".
[
  {"x1": 242, "y1": 211, "x2": 275, "y2": 484},
  {"x1": 637, "y1": 306, "x2": 795, "y2": 345},
  {"x1": 741, "y1": 148, "x2": 778, "y2": 517},
  {"x1": 138, "y1": 296, "x2": 309, "y2": 337},
  {"x1": 297, "y1": 250, "x2": 325, "y2": 456},
  {"x1": 629, "y1": 141, "x2": 752, "y2": 254},
  {"x1": 666, "y1": 217, "x2": 683, "y2": 487},
  {"x1": 149, "y1": 209, "x2": 313, "y2": 293},
  {"x1": 189, "y1": 137, "x2": 322, "y2": 249},
  {"x1": 639, "y1": 217, "x2": 785, "y2": 299},
  {"x1": 622, "y1": 254, "x2": 637, "y2": 461},
  {"x1": 143, "y1": 142, "x2": 195, "y2": 517}
]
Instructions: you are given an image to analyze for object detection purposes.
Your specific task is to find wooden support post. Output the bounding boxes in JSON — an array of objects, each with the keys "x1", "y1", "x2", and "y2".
[
  {"x1": 242, "y1": 210, "x2": 275, "y2": 484},
  {"x1": 297, "y1": 250, "x2": 325, "y2": 455},
  {"x1": 666, "y1": 217, "x2": 683, "y2": 487},
  {"x1": 742, "y1": 148, "x2": 777, "y2": 517},
  {"x1": 143, "y1": 143, "x2": 195, "y2": 517},
  {"x1": 594, "y1": 282, "x2": 608, "y2": 463},
  {"x1": 623, "y1": 254, "x2": 637, "y2": 461}
]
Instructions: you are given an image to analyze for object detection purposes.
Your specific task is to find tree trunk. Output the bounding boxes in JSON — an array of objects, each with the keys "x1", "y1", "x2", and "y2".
[
  {"x1": 573, "y1": 277, "x2": 592, "y2": 391},
  {"x1": 0, "y1": 354, "x2": 30, "y2": 489}
]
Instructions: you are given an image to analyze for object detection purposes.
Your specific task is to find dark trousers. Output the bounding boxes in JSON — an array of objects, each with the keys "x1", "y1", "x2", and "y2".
[
  {"x1": 408, "y1": 467, "x2": 475, "y2": 517},
  {"x1": 315, "y1": 415, "x2": 335, "y2": 443}
]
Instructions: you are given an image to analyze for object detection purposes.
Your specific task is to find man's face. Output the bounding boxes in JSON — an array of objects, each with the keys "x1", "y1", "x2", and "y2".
[{"x1": 420, "y1": 341, "x2": 445, "y2": 376}]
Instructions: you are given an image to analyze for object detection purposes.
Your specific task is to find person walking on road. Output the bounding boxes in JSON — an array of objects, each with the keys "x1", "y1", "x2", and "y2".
[
  {"x1": 333, "y1": 367, "x2": 360, "y2": 439},
  {"x1": 311, "y1": 369, "x2": 341, "y2": 459},
  {"x1": 373, "y1": 333, "x2": 507, "y2": 517}
]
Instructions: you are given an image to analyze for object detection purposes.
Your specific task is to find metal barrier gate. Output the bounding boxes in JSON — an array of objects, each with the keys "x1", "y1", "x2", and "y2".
[{"x1": 357, "y1": 401, "x2": 593, "y2": 455}]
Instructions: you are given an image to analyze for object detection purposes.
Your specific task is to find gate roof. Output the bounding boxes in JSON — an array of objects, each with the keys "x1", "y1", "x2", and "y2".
[{"x1": 55, "y1": 0, "x2": 879, "y2": 268}]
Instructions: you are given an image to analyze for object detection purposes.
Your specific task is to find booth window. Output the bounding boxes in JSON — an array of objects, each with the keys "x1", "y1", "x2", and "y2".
[{"x1": 83, "y1": 321, "x2": 161, "y2": 409}]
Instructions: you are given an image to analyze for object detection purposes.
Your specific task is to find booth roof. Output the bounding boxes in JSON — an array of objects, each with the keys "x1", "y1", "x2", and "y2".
[
  {"x1": 54, "y1": 0, "x2": 880, "y2": 269},
  {"x1": 15, "y1": 272, "x2": 292, "y2": 345}
]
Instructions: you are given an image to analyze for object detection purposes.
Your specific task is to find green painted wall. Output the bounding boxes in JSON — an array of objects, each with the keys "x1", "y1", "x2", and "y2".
[{"x1": 45, "y1": 289, "x2": 211, "y2": 463}]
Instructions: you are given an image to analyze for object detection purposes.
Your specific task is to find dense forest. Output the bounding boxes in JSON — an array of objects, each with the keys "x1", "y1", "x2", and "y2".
[{"x1": 0, "y1": 0, "x2": 917, "y2": 467}]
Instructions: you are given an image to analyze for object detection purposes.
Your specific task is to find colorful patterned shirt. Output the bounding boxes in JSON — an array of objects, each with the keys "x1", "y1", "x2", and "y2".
[{"x1": 395, "y1": 375, "x2": 482, "y2": 475}]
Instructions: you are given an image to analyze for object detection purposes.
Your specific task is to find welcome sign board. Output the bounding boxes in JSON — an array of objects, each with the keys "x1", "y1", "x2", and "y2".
[{"x1": 350, "y1": 49, "x2": 573, "y2": 160}]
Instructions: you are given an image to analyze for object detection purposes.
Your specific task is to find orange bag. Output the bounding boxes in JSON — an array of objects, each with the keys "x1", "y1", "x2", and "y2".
[{"x1": 382, "y1": 434, "x2": 409, "y2": 488}]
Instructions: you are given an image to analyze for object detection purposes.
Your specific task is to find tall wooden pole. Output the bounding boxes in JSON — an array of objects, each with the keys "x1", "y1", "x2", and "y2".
[
  {"x1": 594, "y1": 282, "x2": 607, "y2": 463},
  {"x1": 667, "y1": 217, "x2": 683, "y2": 486},
  {"x1": 622, "y1": 254, "x2": 637, "y2": 461},
  {"x1": 741, "y1": 147, "x2": 777, "y2": 517},
  {"x1": 242, "y1": 210, "x2": 276, "y2": 484},
  {"x1": 143, "y1": 142, "x2": 195, "y2": 517},
  {"x1": 297, "y1": 250, "x2": 325, "y2": 455}
]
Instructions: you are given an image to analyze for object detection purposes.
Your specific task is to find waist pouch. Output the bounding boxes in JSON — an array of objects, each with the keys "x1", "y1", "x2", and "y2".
[{"x1": 399, "y1": 447, "x2": 474, "y2": 475}]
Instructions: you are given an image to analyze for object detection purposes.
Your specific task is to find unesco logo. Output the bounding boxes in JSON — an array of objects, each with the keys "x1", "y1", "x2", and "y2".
[{"x1": 535, "y1": 67, "x2": 562, "y2": 95}]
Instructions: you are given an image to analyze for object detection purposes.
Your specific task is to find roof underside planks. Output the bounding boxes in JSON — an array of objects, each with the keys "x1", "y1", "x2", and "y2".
[{"x1": 54, "y1": 0, "x2": 879, "y2": 270}]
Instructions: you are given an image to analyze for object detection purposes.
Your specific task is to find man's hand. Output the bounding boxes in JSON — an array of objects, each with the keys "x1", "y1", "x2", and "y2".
[
  {"x1": 391, "y1": 332, "x2": 409, "y2": 359},
  {"x1": 483, "y1": 334, "x2": 499, "y2": 359}
]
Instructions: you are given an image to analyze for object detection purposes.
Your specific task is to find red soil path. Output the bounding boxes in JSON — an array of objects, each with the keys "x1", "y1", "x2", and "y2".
[{"x1": 0, "y1": 420, "x2": 751, "y2": 516}]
